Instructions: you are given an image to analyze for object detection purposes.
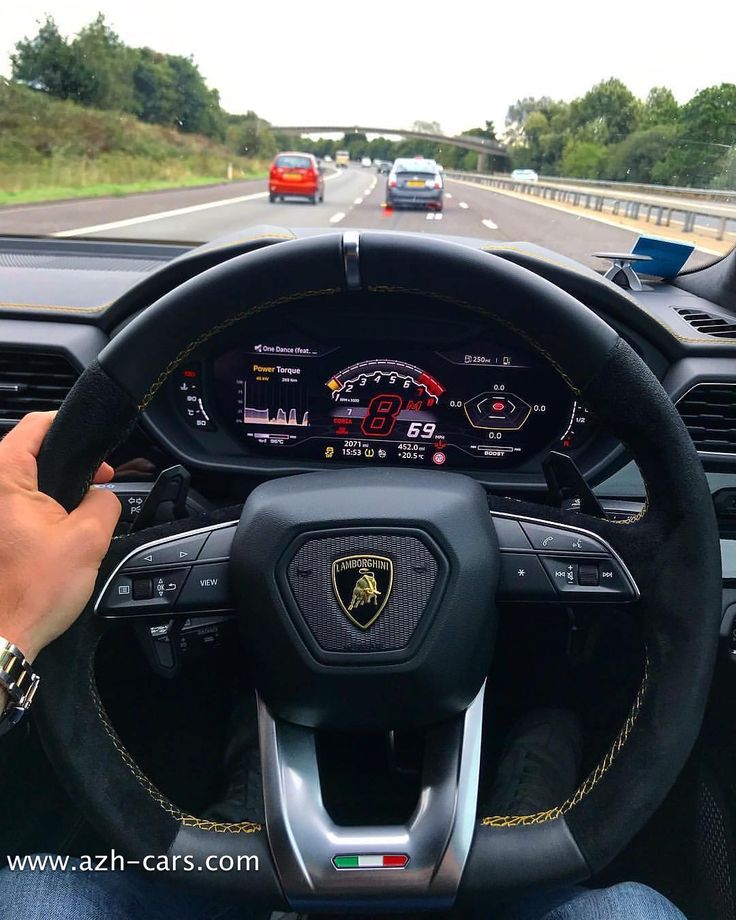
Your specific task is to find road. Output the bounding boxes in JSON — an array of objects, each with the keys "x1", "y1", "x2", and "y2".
[{"x1": 0, "y1": 166, "x2": 717, "y2": 270}]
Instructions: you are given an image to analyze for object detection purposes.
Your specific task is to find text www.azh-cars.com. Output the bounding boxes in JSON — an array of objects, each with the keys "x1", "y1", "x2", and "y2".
[{"x1": 6, "y1": 851, "x2": 259, "y2": 873}]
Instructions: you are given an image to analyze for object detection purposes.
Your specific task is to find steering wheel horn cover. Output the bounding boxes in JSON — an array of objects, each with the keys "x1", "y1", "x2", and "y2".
[{"x1": 33, "y1": 232, "x2": 721, "y2": 907}]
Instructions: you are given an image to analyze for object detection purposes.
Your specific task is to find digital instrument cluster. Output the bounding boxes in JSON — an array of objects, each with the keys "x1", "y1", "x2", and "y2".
[{"x1": 202, "y1": 334, "x2": 594, "y2": 470}]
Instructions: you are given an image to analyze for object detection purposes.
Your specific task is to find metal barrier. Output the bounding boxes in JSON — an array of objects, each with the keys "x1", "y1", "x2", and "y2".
[
  {"x1": 444, "y1": 171, "x2": 736, "y2": 241},
  {"x1": 533, "y1": 174, "x2": 735, "y2": 203}
]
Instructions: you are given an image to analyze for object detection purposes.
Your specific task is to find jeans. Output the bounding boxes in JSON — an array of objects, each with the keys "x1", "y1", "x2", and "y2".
[
  {"x1": 0, "y1": 863, "x2": 686, "y2": 920},
  {"x1": 499, "y1": 882, "x2": 687, "y2": 919}
]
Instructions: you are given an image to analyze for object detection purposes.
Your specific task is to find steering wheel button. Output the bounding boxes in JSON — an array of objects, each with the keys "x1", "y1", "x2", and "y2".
[
  {"x1": 498, "y1": 554, "x2": 555, "y2": 601},
  {"x1": 490, "y1": 516, "x2": 531, "y2": 550},
  {"x1": 199, "y1": 526, "x2": 236, "y2": 561},
  {"x1": 540, "y1": 556, "x2": 633, "y2": 599},
  {"x1": 99, "y1": 568, "x2": 190, "y2": 616},
  {"x1": 176, "y1": 562, "x2": 232, "y2": 612},
  {"x1": 124, "y1": 533, "x2": 208, "y2": 569},
  {"x1": 578, "y1": 563, "x2": 600, "y2": 587},
  {"x1": 521, "y1": 522, "x2": 603, "y2": 554},
  {"x1": 132, "y1": 577, "x2": 153, "y2": 600}
]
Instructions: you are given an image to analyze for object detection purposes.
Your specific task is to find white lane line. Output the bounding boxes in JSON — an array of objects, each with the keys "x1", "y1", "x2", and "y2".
[
  {"x1": 53, "y1": 191, "x2": 269, "y2": 237},
  {"x1": 482, "y1": 218, "x2": 498, "y2": 230},
  {"x1": 52, "y1": 168, "x2": 345, "y2": 237},
  {"x1": 329, "y1": 211, "x2": 346, "y2": 224},
  {"x1": 354, "y1": 197, "x2": 364, "y2": 205},
  {"x1": 458, "y1": 201, "x2": 469, "y2": 209},
  {"x1": 445, "y1": 192, "x2": 453, "y2": 199},
  {"x1": 447, "y1": 176, "x2": 727, "y2": 258}
]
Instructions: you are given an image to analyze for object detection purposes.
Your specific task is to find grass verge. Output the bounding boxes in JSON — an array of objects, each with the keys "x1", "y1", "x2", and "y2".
[{"x1": 0, "y1": 171, "x2": 267, "y2": 207}]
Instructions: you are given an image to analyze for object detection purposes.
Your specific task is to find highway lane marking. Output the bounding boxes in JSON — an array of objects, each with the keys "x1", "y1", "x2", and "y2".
[
  {"x1": 426, "y1": 212, "x2": 443, "y2": 221},
  {"x1": 446, "y1": 177, "x2": 725, "y2": 257},
  {"x1": 329, "y1": 212, "x2": 346, "y2": 223},
  {"x1": 52, "y1": 169, "x2": 345, "y2": 237},
  {"x1": 458, "y1": 202, "x2": 469, "y2": 209},
  {"x1": 482, "y1": 218, "x2": 499, "y2": 230},
  {"x1": 445, "y1": 193, "x2": 453, "y2": 199},
  {"x1": 53, "y1": 191, "x2": 269, "y2": 237},
  {"x1": 354, "y1": 197, "x2": 364, "y2": 205}
]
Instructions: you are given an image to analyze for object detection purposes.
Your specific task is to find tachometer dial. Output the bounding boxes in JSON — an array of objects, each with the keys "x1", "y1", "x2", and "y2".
[{"x1": 326, "y1": 359, "x2": 445, "y2": 441}]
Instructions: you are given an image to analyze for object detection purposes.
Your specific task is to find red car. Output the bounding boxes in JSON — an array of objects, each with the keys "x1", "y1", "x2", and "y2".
[{"x1": 269, "y1": 152, "x2": 324, "y2": 204}]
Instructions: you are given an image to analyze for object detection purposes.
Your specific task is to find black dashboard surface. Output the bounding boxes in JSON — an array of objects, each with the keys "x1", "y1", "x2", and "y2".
[{"x1": 0, "y1": 229, "x2": 735, "y2": 492}]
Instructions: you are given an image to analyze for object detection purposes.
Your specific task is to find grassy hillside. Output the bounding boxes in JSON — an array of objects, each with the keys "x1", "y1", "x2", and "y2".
[{"x1": 0, "y1": 80, "x2": 266, "y2": 205}]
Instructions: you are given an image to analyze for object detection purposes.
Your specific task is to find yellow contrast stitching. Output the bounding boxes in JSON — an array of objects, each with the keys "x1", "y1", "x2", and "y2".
[
  {"x1": 89, "y1": 656, "x2": 261, "y2": 834},
  {"x1": 0, "y1": 301, "x2": 110, "y2": 313},
  {"x1": 481, "y1": 245, "x2": 736, "y2": 347},
  {"x1": 365, "y1": 284, "x2": 579, "y2": 394},
  {"x1": 138, "y1": 287, "x2": 340, "y2": 410},
  {"x1": 481, "y1": 655, "x2": 648, "y2": 827},
  {"x1": 194, "y1": 232, "x2": 296, "y2": 255}
]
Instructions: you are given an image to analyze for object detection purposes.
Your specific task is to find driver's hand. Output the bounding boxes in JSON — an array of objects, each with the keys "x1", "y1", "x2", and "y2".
[{"x1": 0, "y1": 412, "x2": 121, "y2": 661}]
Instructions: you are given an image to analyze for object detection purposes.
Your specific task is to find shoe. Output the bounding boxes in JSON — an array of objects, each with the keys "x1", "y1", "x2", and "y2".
[{"x1": 487, "y1": 708, "x2": 583, "y2": 816}]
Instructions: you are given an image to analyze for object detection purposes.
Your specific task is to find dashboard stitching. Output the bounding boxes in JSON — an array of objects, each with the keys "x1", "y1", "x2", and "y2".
[
  {"x1": 481, "y1": 245, "x2": 736, "y2": 347},
  {"x1": 364, "y1": 285, "x2": 580, "y2": 394},
  {"x1": 88, "y1": 651, "x2": 262, "y2": 834},
  {"x1": 481, "y1": 653, "x2": 648, "y2": 827},
  {"x1": 0, "y1": 301, "x2": 110, "y2": 313},
  {"x1": 138, "y1": 287, "x2": 342, "y2": 410},
  {"x1": 193, "y1": 232, "x2": 296, "y2": 255}
]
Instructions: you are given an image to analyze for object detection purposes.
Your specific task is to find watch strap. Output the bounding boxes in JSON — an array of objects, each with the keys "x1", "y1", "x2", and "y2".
[{"x1": 0, "y1": 638, "x2": 40, "y2": 735}]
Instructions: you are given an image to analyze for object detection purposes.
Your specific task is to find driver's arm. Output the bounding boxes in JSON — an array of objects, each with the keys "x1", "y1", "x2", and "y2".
[{"x1": 0, "y1": 412, "x2": 121, "y2": 712}]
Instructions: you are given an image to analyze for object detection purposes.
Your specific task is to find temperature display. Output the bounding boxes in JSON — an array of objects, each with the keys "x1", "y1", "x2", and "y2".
[{"x1": 210, "y1": 339, "x2": 593, "y2": 470}]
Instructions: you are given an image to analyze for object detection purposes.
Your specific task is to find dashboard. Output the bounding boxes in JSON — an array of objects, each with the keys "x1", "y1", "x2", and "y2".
[
  {"x1": 0, "y1": 231, "x2": 734, "y2": 494},
  {"x1": 155, "y1": 294, "x2": 610, "y2": 478},
  {"x1": 209, "y1": 338, "x2": 591, "y2": 470}
]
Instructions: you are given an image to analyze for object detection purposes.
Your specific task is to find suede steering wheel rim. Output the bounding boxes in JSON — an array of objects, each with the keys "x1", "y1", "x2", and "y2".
[{"x1": 32, "y1": 232, "x2": 721, "y2": 908}]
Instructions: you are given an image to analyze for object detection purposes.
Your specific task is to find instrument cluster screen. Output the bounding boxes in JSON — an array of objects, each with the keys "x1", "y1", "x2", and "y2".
[{"x1": 210, "y1": 336, "x2": 593, "y2": 470}]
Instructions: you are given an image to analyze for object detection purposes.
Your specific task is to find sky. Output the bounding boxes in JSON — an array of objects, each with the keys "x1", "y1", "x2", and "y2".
[{"x1": 1, "y1": 0, "x2": 734, "y2": 136}]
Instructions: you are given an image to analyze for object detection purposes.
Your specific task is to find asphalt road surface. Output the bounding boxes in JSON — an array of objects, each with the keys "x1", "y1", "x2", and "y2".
[{"x1": 0, "y1": 165, "x2": 717, "y2": 270}]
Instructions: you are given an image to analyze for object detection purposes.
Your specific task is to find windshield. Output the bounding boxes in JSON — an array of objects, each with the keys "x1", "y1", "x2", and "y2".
[
  {"x1": 1, "y1": 4, "x2": 734, "y2": 273},
  {"x1": 273, "y1": 155, "x2": 312, "y2": 170}
]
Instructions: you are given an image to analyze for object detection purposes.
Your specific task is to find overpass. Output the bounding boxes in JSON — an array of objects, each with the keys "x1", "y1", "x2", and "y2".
[{"x1": 270, "y1": 125, "x2": 508, "y2": 170}]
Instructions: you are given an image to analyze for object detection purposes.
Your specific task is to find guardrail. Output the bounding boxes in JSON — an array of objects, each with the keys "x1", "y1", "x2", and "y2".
[
  {"x1": 444, "y1": 170, "x2": 736, "y2": 241},
  {"x1": 533, "y1": 174, "x2": 735, "y2": 203}
]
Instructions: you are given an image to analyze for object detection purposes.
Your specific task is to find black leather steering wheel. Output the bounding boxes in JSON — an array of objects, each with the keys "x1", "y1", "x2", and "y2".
[{"x1": 33, "y1": 232, "x2": 721, "y2": 909}]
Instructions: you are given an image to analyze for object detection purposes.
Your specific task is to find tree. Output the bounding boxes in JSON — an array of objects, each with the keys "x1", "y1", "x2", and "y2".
[
  {"x1": 67, "y1": 15, "x2": 135, "y2": 112},
  {"x1": 571, "y1": 78, "x2": 640, "y2": 142},
  {"x1": 227, "y1": 112, "x2": 276, "y2": 158},
  {"x1": 653, "y1": 83, "x2": 736, "y2": 187},
  {"x1": 11, "y1": 16, "x2": 79, "y2": 100},
  {"x1": 606, "y1": 125, "x2": 677, "y2": 182},
  {"x1": 560, "y1": 139, "x2": 608, "y2": 178},
  {"x1": 641, "y1": 87, "x2": 679, "y2": 128},
  {"x1": 463, "y1": 121, "x2": 497, "y2": 142}
]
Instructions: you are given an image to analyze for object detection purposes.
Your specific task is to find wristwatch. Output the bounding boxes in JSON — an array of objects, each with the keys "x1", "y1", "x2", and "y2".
[{"x1": 0, "y1": 638, "x2": 40, "y2": 737}]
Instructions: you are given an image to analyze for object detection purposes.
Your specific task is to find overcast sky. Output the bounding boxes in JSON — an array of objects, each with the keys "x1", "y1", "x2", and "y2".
[{"x1": 1, "y1": 1, "x2": 733, "y2": 135}]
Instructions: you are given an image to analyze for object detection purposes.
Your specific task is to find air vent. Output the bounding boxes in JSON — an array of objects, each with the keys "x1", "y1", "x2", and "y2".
[
  {"x1": 0, "y1": 351, "x2": 78, "y2": 425},
  {"x1": 676, "y1": 383, "x2": 736, "y2": 454},
  {"x1": 674, "y1": 307, "x2": 736, "y2": 338}
]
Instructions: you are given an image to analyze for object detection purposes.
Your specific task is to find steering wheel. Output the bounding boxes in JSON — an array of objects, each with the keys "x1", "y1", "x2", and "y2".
[{"x1": 33, "y1": 232, "x2": 721, "y2": 909}]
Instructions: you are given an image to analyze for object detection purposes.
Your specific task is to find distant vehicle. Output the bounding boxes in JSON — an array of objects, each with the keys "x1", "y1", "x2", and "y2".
[
  {"x1": 323, "y1": 154, "x2": 333, "y2": 163},
  {"x1": 375, "y1": 160, "x2": 392, "y2": 175},
  {"x1": 269, "y1": 152, "x2": 324, "y2": 204},
  {"x1": 335, "y1": 150, "x2": 350, "y2": 168},
  {"x1": 510, "y1": 168, "x2": 539, "y2": 183},
  {"x1": 386, "y1": 157, "x2": 443, "y2": 211},
  {"x1": 361, "y1": 157, "x2": 372, "y2": 168}
]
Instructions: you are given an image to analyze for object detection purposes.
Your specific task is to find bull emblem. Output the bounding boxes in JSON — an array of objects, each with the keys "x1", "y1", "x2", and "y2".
[
  {"x1": 331, "y1": 554, "x2": 393, "y2": 629},
  {"x1": 348, "y1": 569, "x2": 382, "y2": 611}
]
